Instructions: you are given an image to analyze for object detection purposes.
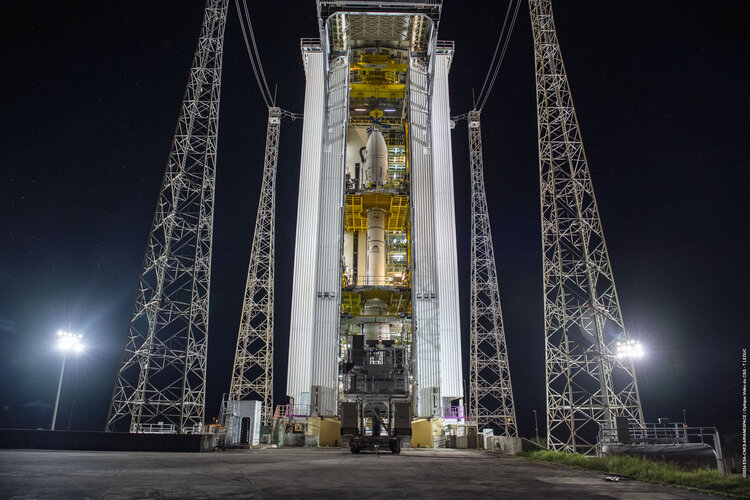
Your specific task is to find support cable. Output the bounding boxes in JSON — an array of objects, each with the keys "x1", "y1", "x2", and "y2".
[
  {"x1": 233, "y1": 0, "x2": 303, "y2": 119},
  {"x1": 240, "y1": 0, "x2": 274, "y2": 105},
  {"x1": 475, "y1": 0, "x2": 515, "y2": 106},
  {"x1": 452, "y1": 0, "x2": 521, "y2": 121},
  {"x1": 235, "y1": 0, "x2": 270, "y2": 107},
  {"x1": 478, "y1": 0, "x2": 521, "y2": 110}
]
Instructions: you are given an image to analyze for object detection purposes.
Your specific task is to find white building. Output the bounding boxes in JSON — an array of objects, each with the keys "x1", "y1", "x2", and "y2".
[{"x1": 287, "y1": 0, "x2": 462, "y2": 419}]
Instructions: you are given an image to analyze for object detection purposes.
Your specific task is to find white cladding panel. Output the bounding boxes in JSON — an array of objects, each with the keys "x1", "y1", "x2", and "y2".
[
  {"x1": 310, "y1": 55, "x2": 349, "y2": 416},
  {"x1": 431, "y1": 50, "x2": 463, "y2": 399},
  {"x1": 287, "y1": 46, "x2": 325, "y2": 404},
  {"x1": 409, "y1": 56, "x2": 441, "y2": 417}
]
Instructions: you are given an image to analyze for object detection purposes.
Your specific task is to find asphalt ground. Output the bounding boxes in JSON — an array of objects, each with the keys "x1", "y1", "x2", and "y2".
[{"x1": 0, "y1": 447, "x2": 723, "y2": 499}]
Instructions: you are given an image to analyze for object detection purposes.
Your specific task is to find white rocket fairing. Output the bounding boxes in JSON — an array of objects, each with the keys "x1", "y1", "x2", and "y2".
[{"x1": 363, "y1": 129, "x2": 388, "y2": 187}]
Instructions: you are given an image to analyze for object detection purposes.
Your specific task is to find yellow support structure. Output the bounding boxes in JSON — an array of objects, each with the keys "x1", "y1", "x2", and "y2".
[
  {"x1": 344, "y1": 193, "x2": 409, "y2": 233},
  {"x1": 387, "y1": 196, "x2": 409, "y2": 232},
  {"x1": 349, "y1": 83, "x2": 405, "y2": 100}
]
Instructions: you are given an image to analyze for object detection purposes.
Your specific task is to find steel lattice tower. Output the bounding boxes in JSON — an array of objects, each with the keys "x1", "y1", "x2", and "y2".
[
  {"x1": 468, "y1": 110, "x2": 518, "y2": 437},
  {"x1": 529, "y1": 0, "x2": 644, "y2": 454},
  {"x1": 228, "y1": 106, "x2": 280, "y2": 426},
  {"x1": 106, "y1": 0, "x2": 228, "y2": 434}
]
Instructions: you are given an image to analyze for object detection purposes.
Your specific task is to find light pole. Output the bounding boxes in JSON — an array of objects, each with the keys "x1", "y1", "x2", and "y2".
[
  {"x1": 51, "y1": 330, "x2": 83, "y2": 431},
  {"x1": 532, "y1": 409, "x2": 539, "y2": 441},
  {"x1": 682, "y1": 408, "x2": 687, "y2": 425},
  {"x1": 67, "y1": 401, "x2": 76, "y2": 431}
]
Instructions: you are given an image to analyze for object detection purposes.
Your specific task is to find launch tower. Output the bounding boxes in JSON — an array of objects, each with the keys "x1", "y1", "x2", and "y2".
[{"x1": 287, "y1": 0, "x2": 463, "y2": 426}]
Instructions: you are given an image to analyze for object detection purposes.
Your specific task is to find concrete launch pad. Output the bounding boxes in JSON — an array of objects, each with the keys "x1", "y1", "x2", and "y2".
[{"x1": 0, "y1": 447, "x2": 719, "y2": 499}]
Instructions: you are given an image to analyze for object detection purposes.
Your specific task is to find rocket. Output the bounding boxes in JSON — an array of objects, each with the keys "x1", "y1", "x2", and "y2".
[{"x1": 362, "y1": 125, "x2": 389, "y2": 288}]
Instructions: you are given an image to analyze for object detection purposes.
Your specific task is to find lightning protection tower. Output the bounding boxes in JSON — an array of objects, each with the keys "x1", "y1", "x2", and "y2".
[
  {"x1": 529, "y1": 0, "x2": 644, "y2": 454},
  {"x1": 107, "y1": 0, "x2": 228, "y2": 434},
  {"x1": 468, "y1": 110, "x2": 518, "y2": 437},
  {"x1": 228, "y1": 106, "x2": 280, "y2": 427}
]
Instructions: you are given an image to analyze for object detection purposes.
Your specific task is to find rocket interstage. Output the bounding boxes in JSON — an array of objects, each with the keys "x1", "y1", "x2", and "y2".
[{"x1": 361, "y1": 298, "x2": 390, "y2": 342}]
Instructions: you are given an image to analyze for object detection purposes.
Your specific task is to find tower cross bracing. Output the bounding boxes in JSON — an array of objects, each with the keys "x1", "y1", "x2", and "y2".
[
  {"x1": 103, "y1": 1, "x2": 649, "y2": 452},
  {"x1": 468, "y1": 110, "x2": 518, "y2": 437},
  {"x1": 228, "y1": 106, "x2": 280, "y2": 426},
  {"x1": 529, "y1": 0, "x2": 644, "y2": 454},
  {"x1": 106, "y1": 0, "x2": 228, "y2": 434}
]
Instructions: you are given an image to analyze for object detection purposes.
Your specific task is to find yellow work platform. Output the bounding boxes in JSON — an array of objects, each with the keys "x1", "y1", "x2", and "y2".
[
  {"x1": 349, "y1": 83, "x2": 405, "y2": 100},
  {"x1": 344, "y1": 193, "x2": 409, "y2": 232}
]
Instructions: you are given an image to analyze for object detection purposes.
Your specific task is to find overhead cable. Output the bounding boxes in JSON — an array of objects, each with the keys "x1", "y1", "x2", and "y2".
[
  {"x1": 478, "y1": 0, "x2": 521, "y2": 110},
  {"x1": 235, "y1": 0, "x2": 270, "y2": 107},
  {"x1": 241, "y1": 0, "x2": 274, "y2": 106},
  {"x1": 234, "y1": 0, "x2": 303, "y2": 119},
  {"x1": 476, "y1": 0, "x2": 515, "y2": 107}
]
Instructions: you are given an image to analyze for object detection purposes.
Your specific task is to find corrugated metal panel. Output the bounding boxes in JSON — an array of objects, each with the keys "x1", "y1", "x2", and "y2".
[
  {"x1": 409, "y1": 56, "x2": 442, "y2": 417},
  {"x1": 287, "y1": 44, "x2": 325, "y2": 404},
  {"x1": 431, "y1": 49, "x2": 463, "y2": 399},
  {"x1": 310, "y1": 55, "x2": 349, "y2": 416}
]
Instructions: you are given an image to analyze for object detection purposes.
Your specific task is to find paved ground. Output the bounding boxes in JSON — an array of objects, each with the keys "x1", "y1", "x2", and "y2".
[{"x1": 0, "y1": 447, "x2": 723, "y2": 499}]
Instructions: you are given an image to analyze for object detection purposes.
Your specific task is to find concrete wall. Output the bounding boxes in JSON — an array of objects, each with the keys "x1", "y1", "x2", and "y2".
[
  {"x1": 486, "y1": 436, "x2": 523, "y2": 455},
  {"x1": 0, "y1": 429, "x2": 214, "y2": 452}
]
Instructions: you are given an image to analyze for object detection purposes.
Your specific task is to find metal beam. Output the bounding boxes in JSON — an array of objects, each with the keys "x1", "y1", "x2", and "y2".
[
  {"x1": 468, "y1": 110, "x2": 518, "y2": 437},
  {"x1": 106, "y1": 0, "x2": 228, "y2": 434},
  {"x1": 529, "y1": 0, "x2": 644, "y2": 454},
  {"x1": 228, "y1": 106, "x2": 280, "y2": 426}
]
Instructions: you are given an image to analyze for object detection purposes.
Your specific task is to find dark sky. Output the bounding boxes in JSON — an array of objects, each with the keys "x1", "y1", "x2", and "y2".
[{"x1": 2, "y1": 1, "x2": 748, "y2": 441}]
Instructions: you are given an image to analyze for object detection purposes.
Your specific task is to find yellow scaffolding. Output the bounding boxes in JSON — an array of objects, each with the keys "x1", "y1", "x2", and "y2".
[{"x1": 344, "y1": 193, "x2": 409, "y2": 233}]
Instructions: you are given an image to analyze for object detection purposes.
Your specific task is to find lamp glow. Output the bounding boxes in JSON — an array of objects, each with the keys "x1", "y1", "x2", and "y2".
[
  {"x1": 51, "y1": 330, "x2": 84, "y2": 430},
  {"x1": 616, "y1": 339, "x2": 643, "y2": 359},
  {"x1": 57, "y1": 330, "x2": 84, "y2": 352}
]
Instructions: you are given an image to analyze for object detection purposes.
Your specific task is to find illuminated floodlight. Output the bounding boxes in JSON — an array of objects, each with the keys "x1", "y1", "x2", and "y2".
[
  {"x1": 57, "y1": 330, "x2": 84, "y2": 352},
  {"x1": 616, "y1": 339, "x2": 643, "y2": 359},
  {"x1": 51, "y1": 330, "x2": 84, "y2": 431}
]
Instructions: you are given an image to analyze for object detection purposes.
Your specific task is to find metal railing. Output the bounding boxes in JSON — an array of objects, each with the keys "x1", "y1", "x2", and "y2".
[
  {"x1": 129, "y1": 422, "x2": 205, "y2": 434},
  {"x1": 599, "y1": 420, "x2": 725, "y2": 474},
  {"x1": 131, "y1": 422, "x2": 176, "y2": 434},
  {"x1": 341, "y1": 274, "x2": 410, "y2": 288},
  {"x1": 442, "y1": 405, "x2": 467, "y2": 422},
  {"x1": 274, "y1": 404, "x2": 310, "y2": 421},
  {"x1": 182, "y1": 424, "x2": 204, "y2": 435},
  {"x1": 300, "y1": 38, "x2": 322, "y2": 53},
  {"x1": 435, "y1": 40, "x2": 455, "y2": 54}
]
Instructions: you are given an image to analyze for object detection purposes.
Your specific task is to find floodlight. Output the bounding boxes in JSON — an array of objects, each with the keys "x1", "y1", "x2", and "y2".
[
  {"x1": 51, "y1": 330, "x2": 84, "y2": 430},
  {"x1": 616, "y1": 339, "x2": 643, "y2": 359},
  {"x1": 57, "y1": 330, "x2": 84, "y2": 352}
]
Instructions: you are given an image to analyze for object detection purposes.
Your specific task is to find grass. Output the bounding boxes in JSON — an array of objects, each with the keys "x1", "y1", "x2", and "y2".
[{"x1": 518, "y1": 450, "x2": 750, "y2": 499}]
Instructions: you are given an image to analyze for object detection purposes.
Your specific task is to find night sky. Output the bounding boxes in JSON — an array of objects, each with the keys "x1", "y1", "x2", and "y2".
[{"x1": 2, "y1": 0, "x2": 748, "y2": 445}]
